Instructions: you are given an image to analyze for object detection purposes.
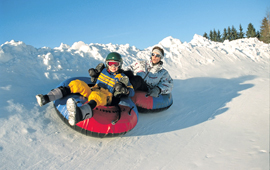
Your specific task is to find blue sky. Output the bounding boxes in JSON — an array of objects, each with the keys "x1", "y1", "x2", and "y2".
[{"x1": 1, "y1": 0, "x2": 269, "y2": 49}]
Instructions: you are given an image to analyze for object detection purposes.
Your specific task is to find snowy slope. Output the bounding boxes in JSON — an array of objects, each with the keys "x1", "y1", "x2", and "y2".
[{"x1": 0, "y1": 35, "x2": 269, "y2": 170}]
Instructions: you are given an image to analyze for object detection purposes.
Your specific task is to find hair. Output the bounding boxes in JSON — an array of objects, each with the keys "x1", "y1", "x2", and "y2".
[{"x1": 152, "y1": 46, "x2": 164, "y2": 56}]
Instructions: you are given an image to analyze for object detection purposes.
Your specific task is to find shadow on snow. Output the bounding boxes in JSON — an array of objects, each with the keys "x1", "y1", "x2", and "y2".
[{"x1": 126, "y1": 75, "x2": 256, "y2": 137}]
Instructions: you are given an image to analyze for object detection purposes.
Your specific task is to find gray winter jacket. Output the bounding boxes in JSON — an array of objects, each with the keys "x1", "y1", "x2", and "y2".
[{"x1": 127, "y1": 59, "x2": 173, "y2": 94}]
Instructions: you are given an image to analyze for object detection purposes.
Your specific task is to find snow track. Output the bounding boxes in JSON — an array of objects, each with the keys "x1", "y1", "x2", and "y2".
[{"x1": 0, "y1": 35, "x2": 269, "y2": 169}]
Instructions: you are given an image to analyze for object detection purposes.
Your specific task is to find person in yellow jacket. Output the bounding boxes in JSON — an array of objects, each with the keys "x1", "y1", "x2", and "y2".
[{"x1": 36, "y1": 52, "x2": 134, "y2": 126}]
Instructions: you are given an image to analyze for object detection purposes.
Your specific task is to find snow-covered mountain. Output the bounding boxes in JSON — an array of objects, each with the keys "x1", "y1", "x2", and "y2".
[{"x1": 0, "y1": 35, "x2": 269, "y2": 170}]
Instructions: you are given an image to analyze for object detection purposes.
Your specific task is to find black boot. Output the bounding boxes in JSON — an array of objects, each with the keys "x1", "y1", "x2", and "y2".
[{"x1": 36, "y1": 94, "x2": 50, "y2": 107}]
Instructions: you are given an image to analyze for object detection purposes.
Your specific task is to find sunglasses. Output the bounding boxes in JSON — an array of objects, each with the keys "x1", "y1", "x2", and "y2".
[
  {"x1": 151, "y1": 53, "x2": 161, "y2": 58},
  {"x1": 106, "y1": 61, "x2": 120, "y2": 67}
]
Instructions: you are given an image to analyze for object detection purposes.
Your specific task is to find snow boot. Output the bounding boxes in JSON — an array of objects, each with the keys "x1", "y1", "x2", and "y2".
[
  {"x1": 67, "y1": 98, "x2": 93, "y2": 126},
  {"x1": 36, "y1": 94, "x2": 50, "y2": 107},
  {"x1": 36, "y1": 86, "x2": 71, "y2": 107}
]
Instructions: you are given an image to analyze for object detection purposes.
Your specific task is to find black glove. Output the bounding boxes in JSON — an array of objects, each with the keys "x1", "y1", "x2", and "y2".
[
  {"x1": 113, "y1": 76, "x2": 130, "y2": 98},
  {"x1": 88, "y1": 68, "x2": 99, "y2": 78},
  {"x1": 88, "y1": 63, "x2": 105, "y2": 83},
  {"x1": 113, "y1": 82, "x2": 129, "y2": 98}
]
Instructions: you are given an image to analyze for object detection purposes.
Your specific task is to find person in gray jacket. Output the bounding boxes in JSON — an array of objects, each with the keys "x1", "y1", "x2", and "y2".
[{"x1": 125, "y1": 46, "x2": 173, "y2": 97}]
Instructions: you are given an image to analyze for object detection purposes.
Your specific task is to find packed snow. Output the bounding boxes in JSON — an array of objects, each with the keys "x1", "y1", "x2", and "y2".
[{"x1": 0, "y1": 34, "x2": 269, "y2": 170}]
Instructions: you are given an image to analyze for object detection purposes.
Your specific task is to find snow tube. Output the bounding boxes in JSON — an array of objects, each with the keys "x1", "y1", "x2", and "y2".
[
  {"x1": 53, "y1": 77, "x2": 139, "y2": 138},
  {"x1": 131, "y1": 91, "x2": 173, "y2": 113}
]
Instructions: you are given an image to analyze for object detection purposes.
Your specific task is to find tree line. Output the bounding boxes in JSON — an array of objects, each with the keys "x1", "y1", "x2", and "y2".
[{"x1": 203, "y1": 12, "x2": 270, "y2": 44}]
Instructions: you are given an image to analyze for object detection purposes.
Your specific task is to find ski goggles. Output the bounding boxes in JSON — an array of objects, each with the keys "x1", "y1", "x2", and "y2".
[
  {"x1": 151, "y1": 53, "x2": 162, "y2": 58},
  {"x1": 106, "y1": 61, "x2": 121, "y2": 67}
]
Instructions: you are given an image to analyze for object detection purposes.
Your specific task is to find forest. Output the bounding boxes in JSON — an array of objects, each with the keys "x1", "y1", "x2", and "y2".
[{"x1": 203, "y1": 13, "x2": 270, "y2": 43}]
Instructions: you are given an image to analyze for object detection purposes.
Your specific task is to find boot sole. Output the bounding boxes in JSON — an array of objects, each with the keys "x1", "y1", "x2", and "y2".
[
  {"x1": 67, "y1": 98, "x2": 77, "y2": 126},
  {"x1": 36, "y1": 95, "x2": 44, "y2": 107}
]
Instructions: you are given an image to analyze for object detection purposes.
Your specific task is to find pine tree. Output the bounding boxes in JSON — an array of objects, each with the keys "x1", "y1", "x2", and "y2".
[
  {"x1": 246, "y1": 23, "x2": 257, "y2": 38},
  {"x1": 209, "y1": 30, "x2": 213, "y2": 41},
  {"x1": 239, "y1": 24, "x2": 245, "y2": 39},
  {"x1": 217, "y1": 30, "x2": 221, "y2": 42},
  {"x1": 260, "y1": 17, "x2": 270, "y2": 43},
  {"x1": 203, "y1": 32, "x2": 209, "y2": 39},
  {"x1": 231, "y1": 26, "x2": 238, "y2": 40},
  {"x1": 256, "y1": 31, "x2": 261, "y2": 39},
  {"x1": 202, "y1": 22, "x2": 264, "y2": 42},
  {"x1": 222, "y1": 28, "x2": 227, "y2": 41},
  {"x1": 213, "y1": 29, "x2": 217, "y2": 41},
  {"x1": 227, "y1": 27, "x2": 231, "y2": 40}
]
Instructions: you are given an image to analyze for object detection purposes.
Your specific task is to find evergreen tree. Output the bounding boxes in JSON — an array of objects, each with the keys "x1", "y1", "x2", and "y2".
[
  {"x1": 202, "y1": 22, "x2": 265, "y2": 42},
  {"x1": 217, "y1": 30, "x2": 221, "y2": 42},
  {"x1": 231, "y1": 26, "x2": 238, "y2": 40},
  {"x1": 256, "y1": 31, "x2": 261, "y2": 39},
  {"x1": 239, "y1": 24, "x2": 245, "y2": 39},
  {"x1": 226, "y1": 26, "x2": 231, "y2": 40},
  {"x1": 260, "y1": 17, "x2": 270, "y2": 43},
  {"x1": 213, "y1": 29, "x2": 217, "y2": 41},
  {"x1": 222, "y1": 28, "x2": 227, "y2": 41},
  {"x1": 209, "y1": 30, "x2": 213, "y2": 41},
  {"x1": 203, "y1": 32, "x2": 209, "y2": 39},
  {"x1": 246, "y1": 23, "x2": 257, "y2": 38}
]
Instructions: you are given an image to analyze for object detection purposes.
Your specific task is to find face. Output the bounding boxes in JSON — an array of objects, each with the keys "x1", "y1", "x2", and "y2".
[
  {"x1": 107, "y1": 60, "x2": 120, "y2": 73},
  {"x1": 151, "y1": 52, "x2": 161, "y2": 64}
]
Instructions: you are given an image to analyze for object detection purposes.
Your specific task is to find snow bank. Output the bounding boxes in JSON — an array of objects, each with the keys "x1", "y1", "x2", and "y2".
[
  {"x1": 0, "y1": 35, "x2": 269, "y2": 170},
  {"x1": 1, "y1": 35, "x2": 269, "y2": 80}
]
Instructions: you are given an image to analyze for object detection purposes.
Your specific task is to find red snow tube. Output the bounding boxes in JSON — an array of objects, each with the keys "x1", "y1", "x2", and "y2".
[{"x1": 53, "y1": 77, "x2": 139, "y2": 138}]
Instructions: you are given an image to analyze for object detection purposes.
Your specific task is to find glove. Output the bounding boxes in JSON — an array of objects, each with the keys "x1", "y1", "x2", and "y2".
[
  {"x1": 88, "y1": 63, "x2": 105, "y2": 83},
  {"x1": 113, "y1": 76, "x2": 130, "y2": 98},
  {"x1": 89, "y1": 69, "x2": 99, "y2": 83},
  {"x1": 88, "y1": 68, "x2": 99, "y2": 77},
  {"x1": 88, "y1": 63, "x2": 105, "y2": 77},
  {"x1": 147, "y1": 86, "x2": 161, "y2": 98},
  {"x1": 113, "y1": 82, "x2": 129, "y2": 98}
]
